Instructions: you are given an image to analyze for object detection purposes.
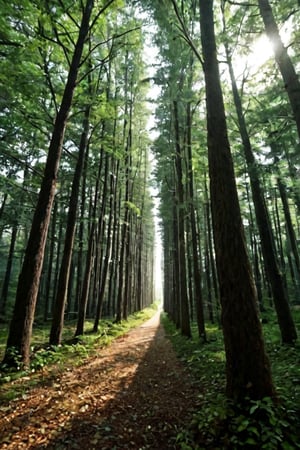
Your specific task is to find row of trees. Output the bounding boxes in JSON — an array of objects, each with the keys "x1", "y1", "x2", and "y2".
[
  {"x1": 1, "y1": 0, "x2": 300, "y2": 404},
  {"x1": 0, "y1": 1, "x2": 155, "y2": 366},
  {"x1": 146, "y1": 0, "x2": 299, "y2": 401}
]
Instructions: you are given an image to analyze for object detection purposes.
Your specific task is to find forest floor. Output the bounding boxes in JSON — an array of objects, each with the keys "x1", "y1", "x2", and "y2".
[{"x1": 0, "y1": 312, "x2": 201, "y2": 449}]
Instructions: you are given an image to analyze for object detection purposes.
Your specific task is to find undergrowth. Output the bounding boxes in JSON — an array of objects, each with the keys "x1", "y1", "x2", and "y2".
[
  {"x1": 162, "y1": 309, "x2": 300, "y2": 450},
  {"x1": 0, "y1": 303, "x2": 158, "y2": 402}
]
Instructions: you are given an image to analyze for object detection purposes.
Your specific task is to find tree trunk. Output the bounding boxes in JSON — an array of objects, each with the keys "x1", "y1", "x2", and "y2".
[
  {"x1": 75, "y1": 222, "x2": 95, "y2": 337},
  {"x1": 74, "y1": 136, "x2": 90, "y2": 313},
  {"x1": 199, "y1": 0, "x2": 275, "y2": 401},
  {"x1": 108, "y1": 172, "x2": 121, "y2": 318},
  {"x1": 204, "y1": 177, "x2": 220, "y2": 322},
  {"x1": 93, "y1": 170, "x2": 114, "y2": 331},
  {"x1": 2, "y1": 0, "x2": 94, "y2": 367},
  {"x1": 75, "y1": 150, "x2": 103, "y2": 337},
  {"x1": 258, "y1": 0, "x2": 300, "y2": 140},
  {"x1": 123, "y1": 213, "x2": 132, "y2": 320},
  {"x1": 186, "y1": 99, "x2": 206, "y2": 341},
  {"x1": 44, "y1": 200, "x2": 57, "y2": 322},
  {"x1": 50, "y1": 106, "x2": 90, "y2": 345},
  {"x1": 173, "y1": 100, "x2": 191, "y2": 338},
  {"x1": 115, "y1": 202, "x2": 129, "y2": 323},
  {"x1": 172, "y1": 197, "x2": 181, "y2": 329},
  {"x1": 277, "y1": 176, "x2": 300, "y2": 277},
  {"x1": 0, "y1": 223, "x2": 18, "y2": 316}
]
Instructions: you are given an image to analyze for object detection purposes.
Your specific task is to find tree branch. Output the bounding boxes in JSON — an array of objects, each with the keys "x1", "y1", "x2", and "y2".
[
  {"x1": 90, "y1": 0, "x2": 117, "y2": 32},
  {"x1": 170, "y1": 0, "x2": 204, "y2": 66}
]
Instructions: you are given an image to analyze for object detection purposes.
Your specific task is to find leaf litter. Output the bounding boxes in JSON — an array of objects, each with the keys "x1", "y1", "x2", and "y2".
[{"x1": 0, "y1": 313, "x2": 201, "y2": 449}]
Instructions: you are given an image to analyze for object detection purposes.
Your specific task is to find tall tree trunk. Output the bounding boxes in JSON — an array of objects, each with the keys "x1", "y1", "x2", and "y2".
[
  {"x1": 106, "y1": 158, "x2": 121, "y2": 317},
  {"x1": 49, "y1": 106, "x2": 90, "y2": 345},
  {"x1": 204, "y1": 177, "x2": 219, "y2": 322},
  {"x1": 123, "y1": 212, "x2": 132, "y2": 320},
  {"x1": 199, "y1": 0, "x2": 275, "y2": 401},
  {"x1": 2, "y1": 0, "x2": 94, "y2": 367},
  {"x1": 223, "y1": 29, "x2": 297, "y2": 343},
  {"x1": 186, "y1": 100, "x2": 206, "y2": 341},
  {"x1": 115, "y1": 56, "x2": 131, "y2": 323},
  {"x1": 75, "y1": 222, "x2": 95, "y2": 337},
  {"x1": 115, "y1": 201, "x2": 129, "y2": 323},
  {"x1": 172, "y1": 196, "x2": 181, "y2": 328},
  {"x1": 115, "y1": 139, "x2": 131, "y2": 324},
  {"x1": 74, "y1": 138, "x2": 90, "y2": 313},
  {"x1": 173, "y1": 100, "x2": 191, "y2": 338},
  {"x1": 245, "y1": 183, "x2": 264, "y2": 308},
  {"x1": 0, "y1": 223, "x2": 18, "y2": 316},
  {"x1": 108, "y1": 176, "x2": 121, "y2": 318},
  {"x1": 93, "y1": 169, "x2": 114, "y2": 331},
  {"x1": 273, "y1": 188, "x2": 286, "y2": 271},
  {"x1": 44, "y1": 200, "x2": 57, "y2": 322},
  {"x1": 258, "y1": 0, "x2": 300, "y2": 139},
  {"x1": 135, "y1": 221, "x2": 143, "y2": 312},
  {"x1": 75, "y1": 149, "x2": 103, "y2": 337},
  {"x1": 277, "y1": 176, "x2": 300, "y2": 276}
]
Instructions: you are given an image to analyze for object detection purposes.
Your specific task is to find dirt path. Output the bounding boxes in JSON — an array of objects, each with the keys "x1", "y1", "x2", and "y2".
[{"x1": 0, "y1": 313, "x2": 200, "y2": 449}]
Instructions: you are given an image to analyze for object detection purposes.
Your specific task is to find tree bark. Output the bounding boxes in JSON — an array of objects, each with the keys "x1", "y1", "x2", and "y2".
[
  {"x1": 172, "y1": 197, "x2": 181, "y2": 329},
  {"x1": 43, "y1": 200, "x2": 57, "y2": 322},
  {"x1": 185, "y1": 100, "x2": 206, "y2": 340},
  {"x1": 0, "y1": 223, "x2": 18, "y2": 316},
  {"x1": 75, "y1": 222, "x2": 95, "y2": 337},
  {"x1": 75, "y1": 148, "x2": 104, "y2": 337},
  {"x1": 93, "y1": 169, "x2": 114, "y2": 331},
  {"x1": 199, "y1": 0, "x2": 275, "y2": 401},
  {"x1": 115, "y1": 192, "x2": 129, "y2": 323},
  {"x1": 173, "y1": 100, "x2": 191, "y2": 338},
  {"x1": 49, "y1": 105, "x2": 90, "y2": 345}
]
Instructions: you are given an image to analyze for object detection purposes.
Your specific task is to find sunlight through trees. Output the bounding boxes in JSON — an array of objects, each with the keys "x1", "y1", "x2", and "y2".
[{"x1": 0, "y1": 0, "x2": 300, "y2": 423}]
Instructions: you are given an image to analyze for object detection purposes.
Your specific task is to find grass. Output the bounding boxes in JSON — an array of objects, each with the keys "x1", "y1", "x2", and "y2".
[
  {"x1": 162, "y1": 308, "x2": 300, "y2": 450},
  {"x1": 0, "y1": 303, "x2": 158, "y2": 402}
]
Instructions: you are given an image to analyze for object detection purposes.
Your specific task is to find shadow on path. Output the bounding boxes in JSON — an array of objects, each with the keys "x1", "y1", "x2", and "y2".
[{"x1": 0, "y1": 313, "x2": 201, "y2": 449}]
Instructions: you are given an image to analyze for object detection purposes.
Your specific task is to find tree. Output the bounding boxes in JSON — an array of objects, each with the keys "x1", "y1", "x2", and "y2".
[
  {"x1": 199, "y1": 0, "x2": 275, "y2": 401},
  {"x1": 50, "y1": 104, "x2": 91, "y2": 345},
  {"x1": 173, "y1": 99, "x2": 192, "y2": 337},
  {"x1": 3, "y1": 0, "x2": 95, "y2": 367},
  {"x1": 221, "y1": 3, "x2": 297, "y2": 344}
]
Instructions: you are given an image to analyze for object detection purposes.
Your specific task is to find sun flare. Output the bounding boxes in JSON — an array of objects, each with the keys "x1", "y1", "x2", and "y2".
[
  {"x1": 247, "y1": 34, "x2": 274, "y2": 70},
  {"x1": 233, "y1": 33, "x2": 274, "y2": 76}
]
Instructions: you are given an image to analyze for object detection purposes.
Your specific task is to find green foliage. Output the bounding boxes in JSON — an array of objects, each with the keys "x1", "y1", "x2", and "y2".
[
  {"x1": 123, "y1": 200, "x2": 141, "y2": 216},
  {"x1": 162, "y1": 310, "x2": 300, "y2": 450},
  {"x1": 177, "y1": 395, "x2": 300, "y2": 449},
  {"x1": 0, "y1": 346, "x2": 23, "y2": 372},
  {"x1": 30, "y1": 346, "x2": 63, "y2": 372}
]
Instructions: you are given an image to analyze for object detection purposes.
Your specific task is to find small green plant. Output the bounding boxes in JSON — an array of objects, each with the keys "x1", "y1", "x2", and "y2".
[
  {"x1": 30, "y1": 346, "x2": 61, "y2": 372},
  {"x1": 0, "y1": 346, "x2": 23, "y2": 372},
  {"x1": 226, "y1": 397, "x2": 299, "y2": 449},
  {"x1": 163, "y1": 310, "x2": 300, "y2": 450},
  {"x1": 176, "y1": 395, "x2": 300, "y2": 449}
]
